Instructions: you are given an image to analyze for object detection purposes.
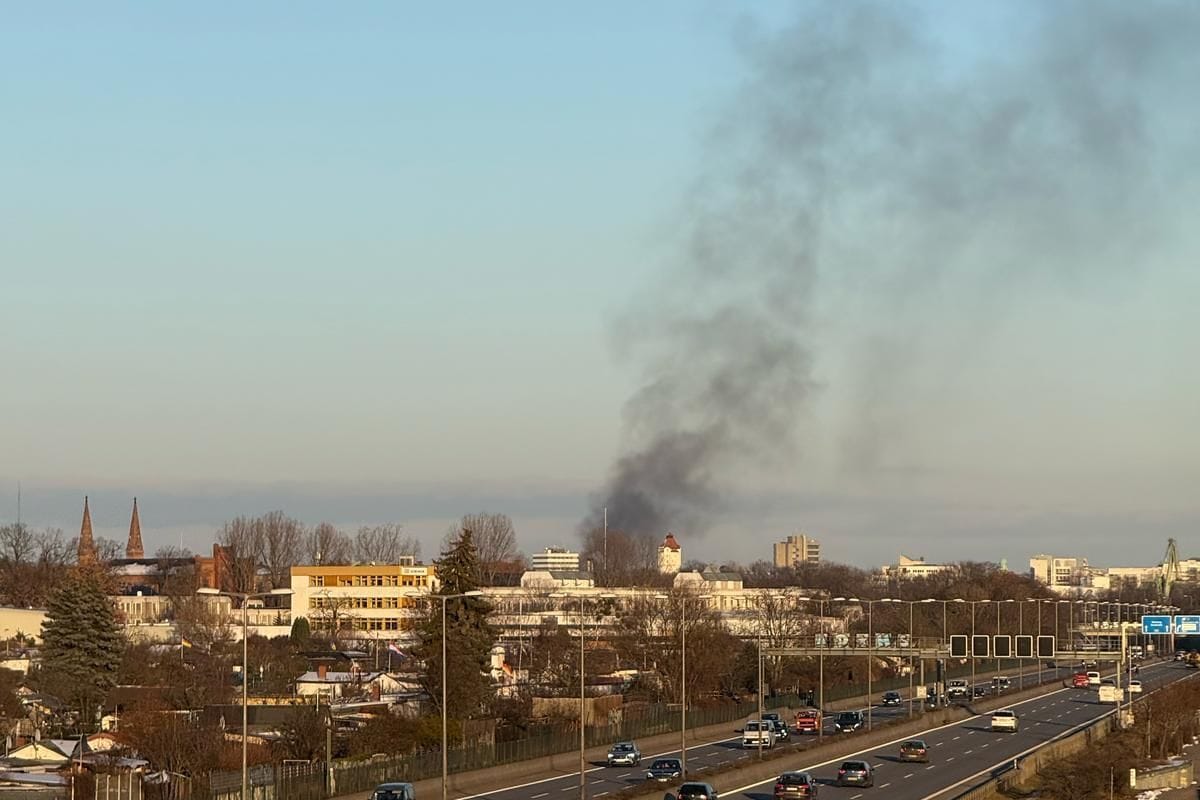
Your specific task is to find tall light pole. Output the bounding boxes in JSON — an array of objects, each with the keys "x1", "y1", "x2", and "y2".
[
  {"x1": 654, "y1": 592, "x2": 709, "y2": 778},
  {"x1": 197, "y1": 586, "x2": 293, "y2": 800},
  {"x1": 437, "y1": 590, "x2": 484, "y2": 800}
]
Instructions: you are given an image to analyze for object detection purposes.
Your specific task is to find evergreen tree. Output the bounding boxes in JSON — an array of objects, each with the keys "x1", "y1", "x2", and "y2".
[
  {"x1": 290, "y1": 616, "x2": 311, "y2": 646},
  {"x1": 39, "y1": 572, "x2": 123, "y2": 725},
  {"x1": 416, "y1": 528, "x2": 497, "y2": 721}
]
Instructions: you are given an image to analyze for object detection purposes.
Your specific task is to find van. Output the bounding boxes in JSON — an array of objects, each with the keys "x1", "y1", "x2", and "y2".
[{"x1": 1086, "y1": 671, "x2": 1101, "y2": 686}]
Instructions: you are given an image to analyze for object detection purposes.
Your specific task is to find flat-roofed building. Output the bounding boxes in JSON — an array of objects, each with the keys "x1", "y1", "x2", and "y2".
[
  {"x1": 289, "y1": 558, "x2": 439, "y2": 639},
  {"x1": 773, "y1": 534, "x2": 821, "y2": 568}
]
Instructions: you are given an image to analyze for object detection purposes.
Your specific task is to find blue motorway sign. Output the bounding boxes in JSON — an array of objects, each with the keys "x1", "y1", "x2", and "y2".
[
  {"x1": 1142, "y1": 615, "x2": 1172, "y2": 634},
  {"x1": 1174, "y1": 615, "x2": 1200, "y2": 635}
]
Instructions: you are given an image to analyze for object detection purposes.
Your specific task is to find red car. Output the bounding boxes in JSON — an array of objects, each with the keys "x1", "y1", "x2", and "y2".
[{"x1": 1072, "y1": 672, "x2": 1089, "y2": 688}]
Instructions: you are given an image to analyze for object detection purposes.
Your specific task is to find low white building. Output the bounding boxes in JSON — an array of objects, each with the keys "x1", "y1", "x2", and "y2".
[
  {"x1": 519, "y1": 570, "x2": 595, "y2": 590},
  {"x1": 295, "y1": 666, "x2": 404, "y2": 700},
  {"x1": 880, "y1": 555, "x2": 956, "y2": 580}
]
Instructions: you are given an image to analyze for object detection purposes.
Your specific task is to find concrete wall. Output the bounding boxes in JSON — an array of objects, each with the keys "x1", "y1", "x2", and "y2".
[{"x1": 0, "y1": 607, "x2": 47, "y2": 643}]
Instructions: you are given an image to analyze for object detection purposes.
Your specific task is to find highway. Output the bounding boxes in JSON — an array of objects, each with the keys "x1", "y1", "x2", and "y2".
[
  {"x1": 716, "y1": 659, "x2": 1188, "y2": 800},
  {"x1": 460, "y1": 665, "x2": 1091, "y2": 800}
]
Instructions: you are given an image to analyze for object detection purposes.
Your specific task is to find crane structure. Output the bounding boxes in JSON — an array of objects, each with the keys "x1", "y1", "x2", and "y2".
[{"x1": 1160, "y1": 538, "x2": 1181, "y2": 600}]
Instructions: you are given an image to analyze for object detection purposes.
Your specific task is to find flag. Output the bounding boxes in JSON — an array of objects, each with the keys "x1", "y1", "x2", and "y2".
[
  {"x1": 180, "y1": 638, "x2": 193, "y2": 649},
  {"x1": 387, "y1": 642, "x2": 405, "y2": 657}
]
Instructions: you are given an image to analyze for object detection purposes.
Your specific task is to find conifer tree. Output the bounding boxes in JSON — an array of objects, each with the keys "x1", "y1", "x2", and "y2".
[
  {"x1": 416, "y1": 528, "x2": 497, "y2": 720},
  {"x1": 39, "y1": 571, "x2": 123, "y2": 726}
]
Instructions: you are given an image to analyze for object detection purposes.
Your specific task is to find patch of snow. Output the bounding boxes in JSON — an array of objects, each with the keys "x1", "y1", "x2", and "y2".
[{"x1": 1135, "y1": 790, "x2": 1166, "y2": 800}]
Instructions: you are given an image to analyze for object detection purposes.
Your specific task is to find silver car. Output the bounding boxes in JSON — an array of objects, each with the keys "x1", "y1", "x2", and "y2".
[{"x1": 606, "y1": 741, "x2": 641, "y2": 767}]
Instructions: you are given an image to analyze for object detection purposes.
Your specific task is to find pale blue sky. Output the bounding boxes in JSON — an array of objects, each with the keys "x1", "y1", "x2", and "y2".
[{"x1": 3, "y1": 2, "x2": 1198, "y2": 570}]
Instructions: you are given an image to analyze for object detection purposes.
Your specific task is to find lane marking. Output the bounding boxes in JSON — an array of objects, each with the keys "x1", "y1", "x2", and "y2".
[
  {"x1": 532, "y1": 794, "x2": 548, "y2": 798},
  {"x1": 926, "y1": 765, "x2": 936, "y2": 770},
  {"x1": 904, "y1": 773, "x2": 915, "y2": 779}
]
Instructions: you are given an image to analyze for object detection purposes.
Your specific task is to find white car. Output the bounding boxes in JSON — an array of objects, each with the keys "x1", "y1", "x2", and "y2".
[
  {"x1": 1128, "y1": 680, "x2": 1143, "y2": 693},
  {"x1": 990, "y1": 710, "x2": 1019, "y2": 732},
  {"x1": 1086, "y1": 671, "x2": 1101, "y2": 686}
]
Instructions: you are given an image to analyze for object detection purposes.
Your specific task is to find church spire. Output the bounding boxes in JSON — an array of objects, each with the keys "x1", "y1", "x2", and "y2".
[
  {"x1": 78, "y1": 496, "x2": 97, "y2": 565},
  {"x1": 126, "y1": 497, "x2": 144, "y2": 559}
]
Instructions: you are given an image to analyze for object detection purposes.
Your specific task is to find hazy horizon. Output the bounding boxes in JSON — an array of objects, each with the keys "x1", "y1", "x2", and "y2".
[{"x1": 4, "y1": 1, "x2": 1198, "y2": 573}]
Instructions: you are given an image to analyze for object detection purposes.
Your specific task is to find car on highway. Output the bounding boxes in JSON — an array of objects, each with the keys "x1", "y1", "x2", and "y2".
[
  {"x1": 881, "y1": 690, "x2": 902, "y2": 706},
  {"x1": 947, "y1": 679, "x2": 969, "y2": 698},
  {"x1": 794, "y1": 709, "x2": 821, "y2": 734},
  {"x1": 740, "y1": 720, "x2": 777, "y2": 749},
  {"x1": 773, "y1": 771, "x2": 818, "y2": 798},
  {"x1": 769, "y1": 718, "x2": 790, "y2": 741},
  {"x1": 1087, "y1": 671, "x2": 1101, "y2": 686},
  {"x1": 676, "y1": 782, "x2": 718, "y2": 800},
  {"x1": 1071, "y1": 672, "x2": 1090, "y2": 688},
  {"x1": 973, "y1": 686, "x2": 989, "y2": 698},
  {"x1": 834, "y1": 711, "x2": 864, "y2": 733},
  {"x1": 1129, "y1": 680, "x2": 1143, "y2": 693},
  {"x1": 899, "y1": 739, "x2": 929, "y2": 763},
  {"x1": 836, "y1": 760, "x2": 874, "y2": 788},
  {"x1": 1100, "y1": 677, "x2": 1115, "y2": 686},
  {"x1": 990, "y1": 710, "x2": 1019, "y2": 732},
  {"x1": 606, "y1": 741, "x2": 641, "y2": 767},
  {"x1": 643, "y1": 762, "x2": 681, "y2": 786},
  {"x1": 369, "y1": 783, "x2": 415, "y2": 800},
  {"x1": 991, "y1": 676, "x2": 1011, "y2": 692},
  {"x1": 645, "y1": 759, "x2": 682, "y2": 783}
]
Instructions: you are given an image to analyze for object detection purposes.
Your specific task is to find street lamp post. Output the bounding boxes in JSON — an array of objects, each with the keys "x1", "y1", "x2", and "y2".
[
  {"x1": 436, "y1": 590, "x2": 484, "y2": 800},
  {"x1": 197, "y1": 586, "x2": 293, "y2": 800},
  {"x1": 653, "y1": 592, "x2": 708, "y2": 779}
]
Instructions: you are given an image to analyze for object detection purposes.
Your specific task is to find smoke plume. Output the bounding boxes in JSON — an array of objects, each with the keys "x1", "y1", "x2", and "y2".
[{"x1": 584, "y1": 1, "x2": 1200, "y2": 541}]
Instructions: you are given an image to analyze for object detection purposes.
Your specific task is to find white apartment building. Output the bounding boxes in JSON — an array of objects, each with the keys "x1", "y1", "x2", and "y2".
[{"x1": 531, "y1": 547, "x2": 581, "y2": 572}]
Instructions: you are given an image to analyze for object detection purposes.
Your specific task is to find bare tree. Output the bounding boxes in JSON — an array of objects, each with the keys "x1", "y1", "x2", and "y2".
[
  {"x1": 581, "y1": 528, "x2": 665, "y2": 587},
  {"x1": 258, "y1": 511, "x2": 304, "y2": 590},
  {"x1": 354, "y1": 523, "x2": 420, "y2": 564},
  {"x1": 0, "y1": 523, "x2": 36, "y2": 566},
  {"x1": 453, "y1": 513, "x2": 521, "y2": 585},
  {"x1": 306, "y1": 522, "x2": 352, "y2": 565},
  {"x1": 217, "y1": 516, "x2": 261, "y2": 594},
  {"x1": 308, "y1": 591, "x2": 358, "y2": 647}
]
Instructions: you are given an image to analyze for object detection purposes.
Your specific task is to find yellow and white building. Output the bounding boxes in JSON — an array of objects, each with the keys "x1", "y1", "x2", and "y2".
[{"x1": 289, "y1": 558, "x2": 440, "y2": 639}]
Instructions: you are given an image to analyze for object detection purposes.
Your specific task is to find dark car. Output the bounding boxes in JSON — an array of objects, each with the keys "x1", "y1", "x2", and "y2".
[
  {"x1": 645, "y1": 759, "x2": 683, "y2": 783},
  {"x1": 899, "y1": 739, "x2": 929, "y2": 763},
  {"x1": 369, "y1": 783, "x2": 415, "y2": 800},
  {"x1": 881, "y1": 691, "x2": 902, "y2": 706},
  {"x1": 773, "y1": 771, "x2": 818, "y2": 798},
  {"x1": 769, "y1": 719, "x2": 790, "y2": 741},
  {"x1": 837, "y1": 760, "x2": 873, "y2": 787},
  {"x1": 972, "y1": 686, "x2": 988, "y2": 698},
  {"x1": 606, "y1": 741, "x2": 641, "y2": 767},
  {"x1": 834, "y1": 711, "x2": 864, "y2": 733},
  {"x1": 676, "y1": 782, "x2": 718, "y2": 800}
]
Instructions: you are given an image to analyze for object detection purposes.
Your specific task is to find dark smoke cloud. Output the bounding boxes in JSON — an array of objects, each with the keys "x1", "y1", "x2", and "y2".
[{"x1": 584, "y1": 1, "x2": 1200, "y2": 540}]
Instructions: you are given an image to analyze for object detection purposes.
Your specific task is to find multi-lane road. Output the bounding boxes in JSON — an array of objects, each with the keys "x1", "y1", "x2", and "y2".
[{"x1": 461, "y1": 661, "x2": 1186, "y2": 800}]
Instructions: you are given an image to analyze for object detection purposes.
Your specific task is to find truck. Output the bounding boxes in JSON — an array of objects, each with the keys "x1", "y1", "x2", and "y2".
[
  {"x1": 740, "y1": 720, "x2": 777, "y2": 749},
  {"x1": 794, "y1": 709, "x2": 821, "y2": 734}
]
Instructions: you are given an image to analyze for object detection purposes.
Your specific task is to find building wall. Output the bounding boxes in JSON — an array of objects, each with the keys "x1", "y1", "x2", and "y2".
[
  {"x1": 657, "y1": 546, "x2": 682, "y2": 574},
  {"x1": 773, "y1": 534, "x2": 820, "y2": 568},
  {"x1": 530, "y1": 549, "x2": 580, "y2": 572},
  {"x1": 0, "y1": 607, "x2": 46, "y2": 643},
  {"x1": 290, "y1": 563, "x2": 439, "y2": 639}
]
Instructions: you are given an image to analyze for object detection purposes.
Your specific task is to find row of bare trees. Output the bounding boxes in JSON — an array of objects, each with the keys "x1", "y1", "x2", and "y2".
[
  {"x1": 216, "y1": 511, "x2": 524, "y2": 593},
  {"x1": 0, "y1": 522, "x2": 127, "y2": 607}
]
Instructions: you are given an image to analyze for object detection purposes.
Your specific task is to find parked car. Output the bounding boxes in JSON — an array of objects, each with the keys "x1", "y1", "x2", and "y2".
[
  {"x1": 606, "y1": 741, "x2": 641, "y2": 767},
  {"x1": 794, "y1": 709, "x2": 821, "y2": 734},
  {"x1": 1129, "y1": 680, "x2": 1143, "y2": 693},
  {"x1": 834, "y1": 711, "x2": 864, "y2": 733},
  {"x1": 990, "y1": 710, "x2": 1019, "y2": 732},
  {"x1": 370, "y1": 784, "x2": 415, "y2": 800},
  {"x1": 646, "y1": 759, "x2": 683, "y2": 783},
  {"x1": 676, "y1": 782, "x2": 718, "y2": 800},
  {"x1": 773, "y1": 771, "x2": 818, "y2": 798},
  {"x1": 836, "y1": 760, "x2": 873, "y2": 787},
  {"x1": 881, "y1": 691, "x2": 902, "y2": 706},
  {"x1": 899, "y1": 739, "x2": 929, "y2": 763}
]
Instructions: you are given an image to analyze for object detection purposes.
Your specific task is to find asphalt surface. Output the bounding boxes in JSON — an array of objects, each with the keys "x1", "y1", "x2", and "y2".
[
  {"x1": 716, "y1": 660, "x2": 1189, "y2": 800},
  {"x1": 459, "y1": 664, "x2": 1098, "y2": 800}
]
